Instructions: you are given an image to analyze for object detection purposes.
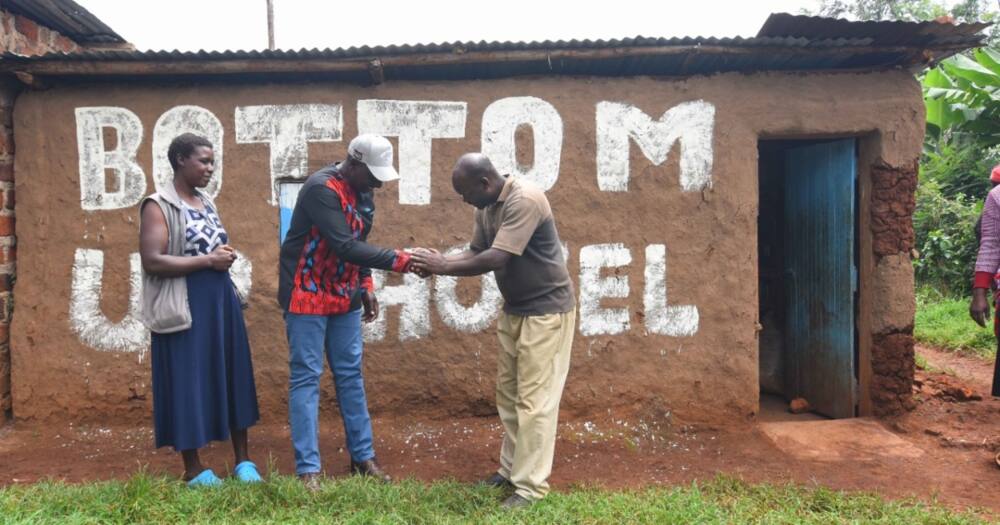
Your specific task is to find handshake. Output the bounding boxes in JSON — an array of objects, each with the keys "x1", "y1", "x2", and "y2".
[{"x1": 404, "y1": 248, "x2": 446, "y2": 278}]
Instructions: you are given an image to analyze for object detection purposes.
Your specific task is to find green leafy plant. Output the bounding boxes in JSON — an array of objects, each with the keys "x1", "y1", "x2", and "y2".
[
  {"x1": 925, "y1": 48, "x2": 1000, "y2": 142},
  {"x1": 913, "y1": 179, "x2": 983, "y2": 295}
]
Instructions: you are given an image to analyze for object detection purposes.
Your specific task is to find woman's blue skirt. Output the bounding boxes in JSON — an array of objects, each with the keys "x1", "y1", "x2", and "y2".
[{"x1": 151, "y1": 269, "x2": 259, "y2": 451}]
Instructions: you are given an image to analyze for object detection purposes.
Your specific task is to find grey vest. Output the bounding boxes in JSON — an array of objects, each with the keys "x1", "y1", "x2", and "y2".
[{"x1": 138, "y1": 183, "x2": 217, "y2": 334}]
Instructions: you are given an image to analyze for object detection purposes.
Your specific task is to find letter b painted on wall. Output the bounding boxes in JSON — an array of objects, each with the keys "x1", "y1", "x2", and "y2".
[{"x1": 76, "y1": 107, "x2": 147, "y2": 211}]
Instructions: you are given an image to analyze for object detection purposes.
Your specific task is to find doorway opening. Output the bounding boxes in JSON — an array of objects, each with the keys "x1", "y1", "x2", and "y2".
[{"x1": 758, "y1": 138, "x2": 859, "y2": 419}]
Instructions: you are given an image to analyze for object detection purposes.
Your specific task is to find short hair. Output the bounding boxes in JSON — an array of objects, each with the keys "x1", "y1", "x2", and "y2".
[{"x1": 167, "y1": 133, "x2": 213, "y2": 171}]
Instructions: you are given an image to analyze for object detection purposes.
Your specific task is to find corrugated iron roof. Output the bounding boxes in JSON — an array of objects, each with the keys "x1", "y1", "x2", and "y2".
[
  {"x1": 0, "y1": 35, "x2": 879, "y2": 61},
  {"x1": 758, "y1": 13, "x2": 989, "y2": 47},
  {"x1": 0, "y1": 13, "x2": 987, "y2": 80},
  {"x1": 4, "y1": 0, "x2": 126, "y2": 44}
]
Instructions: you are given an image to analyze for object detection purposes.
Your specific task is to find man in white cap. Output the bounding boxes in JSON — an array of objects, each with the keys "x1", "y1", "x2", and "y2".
[{"x1": 278, "y1": 134, "x2": 413, "y2": 488}]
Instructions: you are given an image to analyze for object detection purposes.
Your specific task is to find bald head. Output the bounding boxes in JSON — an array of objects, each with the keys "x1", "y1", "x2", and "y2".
[
  {"x1": 451, "y1": 153, "x2": 505, "y2": 209},
  {"x1": 452, "y1": 153, "x2": 499, "y2": 184}
]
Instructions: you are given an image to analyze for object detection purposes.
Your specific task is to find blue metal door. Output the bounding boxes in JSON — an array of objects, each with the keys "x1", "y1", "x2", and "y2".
[
  {"x1": 278, "y1": 181, "x2": 304, "y2": 244},
  {"x1": 782, "y1": 139, "x2": 857, "y2": 418}
]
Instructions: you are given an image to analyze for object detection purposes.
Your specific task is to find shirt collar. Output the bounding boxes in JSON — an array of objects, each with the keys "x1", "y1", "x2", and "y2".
[
  {"x1": 495, "y1": 175, "x2": 514, "y2": 204},
  {"x1": 330, "y1": 162, "x2": 358, "y2": 197}
]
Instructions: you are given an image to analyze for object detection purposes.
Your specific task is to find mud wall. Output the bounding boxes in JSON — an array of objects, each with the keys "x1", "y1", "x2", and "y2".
[
  {"x1": 10, "y1": 71, "x2": 924, "y2": 425},
  {"x1": 0, "y1": 8, "x2": 90, "y2": 422},
  {"x1": 870, "y1": 163, "x2": 920, "y2": 415}
]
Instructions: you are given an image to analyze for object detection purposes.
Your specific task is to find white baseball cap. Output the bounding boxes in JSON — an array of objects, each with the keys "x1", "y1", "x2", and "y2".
[{"x1": 347, "y1": 134, "x2": 399, "y2": 182}]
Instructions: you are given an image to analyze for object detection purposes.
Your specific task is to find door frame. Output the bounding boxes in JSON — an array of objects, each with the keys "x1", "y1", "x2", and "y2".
[{"x1": 756, "y1": 132, "x2": 877, "y2": 417}]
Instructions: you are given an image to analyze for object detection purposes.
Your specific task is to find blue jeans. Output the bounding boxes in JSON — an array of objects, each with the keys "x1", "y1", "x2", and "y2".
[{"x1": 285, "y1": 309, "x2": 374, "y2": 475}]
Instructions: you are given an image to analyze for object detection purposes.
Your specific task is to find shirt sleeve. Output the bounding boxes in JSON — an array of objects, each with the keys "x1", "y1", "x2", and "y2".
[
  {"x1": 302, "y1": 184, "x2": 410, "y2": 273},
  {"x1": 359, "y1": 267, "x2": 374, "y2": 294},
  {"x1": 974, "y1": 191, "x2": 1000, "y2": 287},
  {"x1": 490, "y1": 195, "x2": 543, "y2": 256},
  {"x1": 470, "y1": 211, "x2": 488, "y2": 253}
]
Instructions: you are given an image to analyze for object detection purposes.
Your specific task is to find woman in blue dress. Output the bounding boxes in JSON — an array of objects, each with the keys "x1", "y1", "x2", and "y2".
[{"x1": 138, "y1": 133, "x2": 261, "y2": 486}]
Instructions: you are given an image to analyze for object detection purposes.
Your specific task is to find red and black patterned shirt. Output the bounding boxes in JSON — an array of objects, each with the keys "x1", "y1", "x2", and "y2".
[{"x1": 278, "y1": 164, "x2": 410, "y2": 315}]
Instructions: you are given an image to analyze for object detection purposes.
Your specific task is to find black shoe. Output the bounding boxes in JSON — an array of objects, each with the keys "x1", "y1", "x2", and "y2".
[
  {"x1": 500, "y1": 493, "x2": 533, "y2": 509},
  {"x1": 480, "y1": 472, "x2": 514, "y2": 489},
  {"x1": 350, "y1": 458, "x2": 392, "y2": 483}
]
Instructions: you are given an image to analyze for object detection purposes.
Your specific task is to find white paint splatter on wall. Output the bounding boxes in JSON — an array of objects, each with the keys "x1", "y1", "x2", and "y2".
[
  {"x1": 230, "y1": 249, "x2": 254, "y2": 305},
  {"x1": 643, "y1": 244, "x2": 698, "y2": 337},
  {"x1": 363, "y1": 269, "x2": 431, "y2": 342},
  {"x1": 235, "y1": 104, "x2": 343, "y2": 205},
  {"x1": 435, "y1": 244, "x2": 504, "y2": 333},
  {"x1": 69, "y1": 249, "x2": 147, "y2": 352},
  {"x1": 481, "y1": 96, "x2": 562, "y2": 191},
  {"x1": 152, "y1": 106, "x2": 225, "y2": 198},
  {"x1": 579, "y1": 243, "x2": 632, "y2": 336},
  {"x1": 357, "y1": 100, "x2": 467, "y2": 205},
  {"x1": 76, "y1": 107, "x2": 146, "y2": 211},
  {"x1": 595, "y1": 100, "x2": 715, "y2": 192}
]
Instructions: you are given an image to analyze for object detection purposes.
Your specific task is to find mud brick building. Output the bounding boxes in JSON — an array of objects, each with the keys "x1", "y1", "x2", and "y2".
[
  {"x1": 0, "y1": 0, "x2": 130, "y2": 421},
  {"x1": 0, "y1": 11, "x2": 987, "y2": 426}
]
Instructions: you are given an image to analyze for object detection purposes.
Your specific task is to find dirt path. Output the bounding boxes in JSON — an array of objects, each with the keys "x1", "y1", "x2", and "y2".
[
  {"x1": 0, "y1": 347, "x2": 998, "y2": 514},
  {"x1": 918, "y1": 344, "x2": 995, "y2": 392},
  {"x1": 906, "y1": 345, "x2": 999, "y2": 451}
]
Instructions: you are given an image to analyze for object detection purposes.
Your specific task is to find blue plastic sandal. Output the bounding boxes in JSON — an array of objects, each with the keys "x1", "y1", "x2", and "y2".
[
  {"x1": 187, "y1": 469, "x2": 223, "y2": 488},
  {"x1": 233, "y1": 461, "x2": 263, "y2": 483}
]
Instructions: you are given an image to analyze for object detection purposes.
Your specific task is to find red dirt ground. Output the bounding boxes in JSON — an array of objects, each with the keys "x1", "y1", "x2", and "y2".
[{"x1": 1, "y1": 344, "x2": 998, "y2": 513}]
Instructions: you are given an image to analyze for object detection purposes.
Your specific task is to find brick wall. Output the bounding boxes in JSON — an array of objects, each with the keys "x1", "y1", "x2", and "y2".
[
  {"x1": 0, "y1": 9, "x2": 85, "y2": 420},
  {"x1": 0, "y1": 78, "x2": 15, "y2": 419},
  {"x1": 1, "y1": 10, "x2": 79, "y2": 56}
]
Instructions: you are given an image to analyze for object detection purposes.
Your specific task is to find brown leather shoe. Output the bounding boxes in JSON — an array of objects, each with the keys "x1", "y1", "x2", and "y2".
[
  {"x1": 350, "y1": 458, "x2": 392, "y2": 483},
  {"x1": 298, "y1": 472, "x2": 322, "y2": 492}
]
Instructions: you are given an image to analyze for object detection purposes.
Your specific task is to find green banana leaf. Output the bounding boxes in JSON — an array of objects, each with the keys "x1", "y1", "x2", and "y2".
[{"x1": 941, "y1": 53, "x2": 1000, "y2": 88}]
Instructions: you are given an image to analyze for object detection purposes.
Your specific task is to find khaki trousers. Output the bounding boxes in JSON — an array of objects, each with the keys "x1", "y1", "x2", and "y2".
[{"x1": 495, "y1": 308, "x2": 576, "y2": 501}]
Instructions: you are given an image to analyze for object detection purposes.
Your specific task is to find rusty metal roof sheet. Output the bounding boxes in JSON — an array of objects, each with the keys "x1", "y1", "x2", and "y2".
[
  {"x1": 758, "y1": 13, "x2": 989, "y2": 47},
  {"x1": 4, "y1": 0, "x2": 126, "y2": 44}
]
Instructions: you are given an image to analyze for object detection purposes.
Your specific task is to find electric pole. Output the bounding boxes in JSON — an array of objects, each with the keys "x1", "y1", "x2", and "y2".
[{"x1": 267, "y1": 0, "x2": 275, "y2": 50}]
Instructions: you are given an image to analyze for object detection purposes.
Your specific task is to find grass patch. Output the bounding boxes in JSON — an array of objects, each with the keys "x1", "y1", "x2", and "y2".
[
  {"x1": 915, "y1": 353, "x2": 956, "y2": 376},
  {"x1": 0, "y1": 474, "x2": 990, "y2": 524},
  {"x1": 914, "y1": 293, "x2": 996, "y2": 359}
]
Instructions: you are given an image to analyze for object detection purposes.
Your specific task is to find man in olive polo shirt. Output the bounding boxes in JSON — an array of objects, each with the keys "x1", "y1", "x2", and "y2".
[{"x1": 410, "y1": 153, "x2": 575, "y2": 509}]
